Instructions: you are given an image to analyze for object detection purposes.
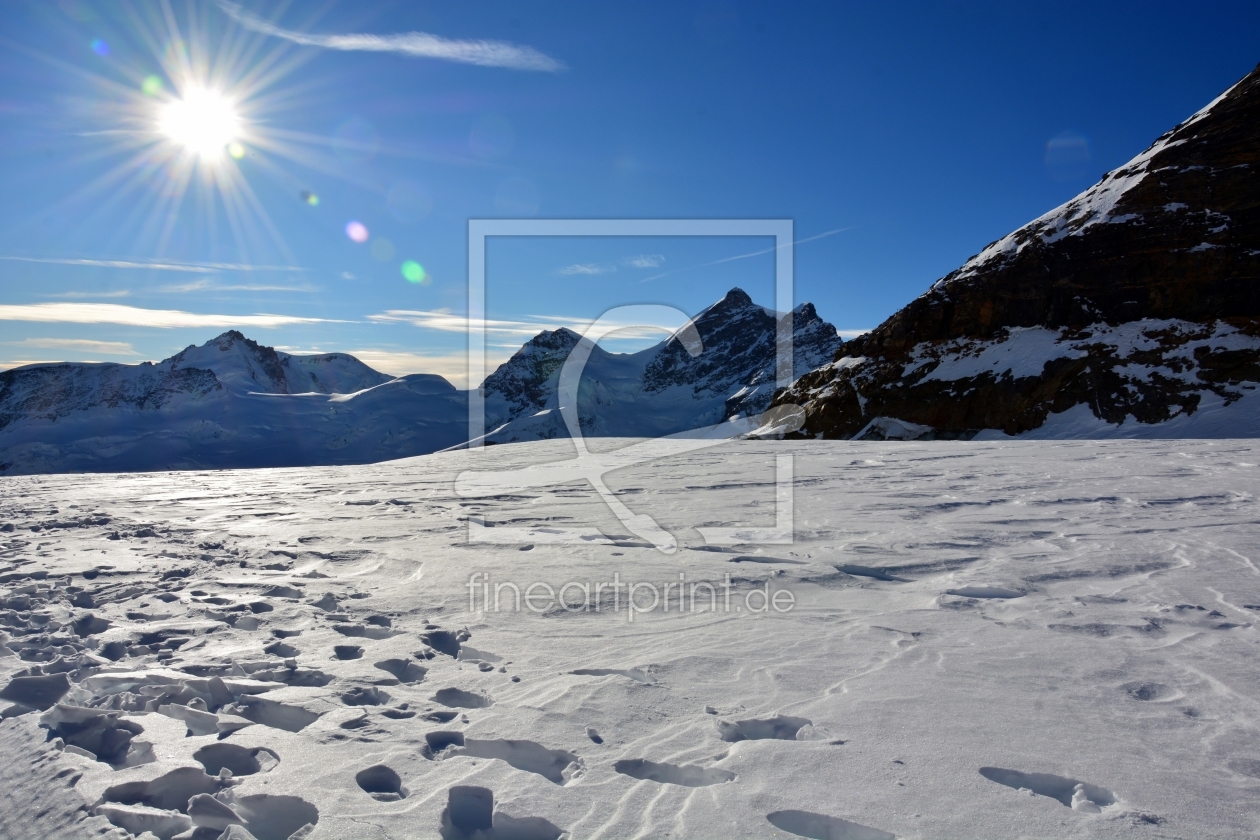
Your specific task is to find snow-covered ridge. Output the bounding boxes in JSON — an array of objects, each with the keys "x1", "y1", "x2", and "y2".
[
  {"x1": 938, "y1": 138, "x2": 1182, "y2": 289},
  {"x1": 168, "y1": 330, "x2": 393, "y2": 395},
  {"x1": 0, "y1": 331, "x2": 466, "y2": 474},
  {"x1": 0, "y1": 290, "x2": 843, "y2": 472}
]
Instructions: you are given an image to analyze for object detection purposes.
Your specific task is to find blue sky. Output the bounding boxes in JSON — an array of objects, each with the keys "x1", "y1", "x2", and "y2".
[{"x1": 0, "y1": 1, "x2": 1256, "y2": 385}]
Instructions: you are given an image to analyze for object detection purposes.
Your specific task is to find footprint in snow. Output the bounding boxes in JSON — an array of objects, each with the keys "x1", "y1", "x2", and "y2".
[
  {"x1": 979, "y1": 766, "x2": 1116, "y2": 812},
  {"x1": 945, "y1": 586, "x2": 1024, "y2": 599},
  {"x1": 766, "y1": 809, "x2": 895, "y2": 840}
]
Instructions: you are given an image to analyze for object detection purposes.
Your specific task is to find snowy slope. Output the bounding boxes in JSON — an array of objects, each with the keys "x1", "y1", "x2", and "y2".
[{"x1": 2, "y1": 439, "x2": 1258, "y2": 839}]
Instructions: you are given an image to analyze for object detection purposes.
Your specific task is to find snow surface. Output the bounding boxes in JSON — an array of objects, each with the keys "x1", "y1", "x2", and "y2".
[
  {"x1": 903, "y1": 318, "x2": 1260, "y2": 390},
  {"x1": 911, "y1": 326, "x2": 1085, "y2": 383},
  {"x1": 2, "y1": 440, "x2": 1259, "y2": 838}
]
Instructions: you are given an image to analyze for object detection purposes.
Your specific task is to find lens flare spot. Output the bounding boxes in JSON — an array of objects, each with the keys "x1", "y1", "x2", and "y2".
[
  {"x1": 401, "y1": 261, "x2": 427, "y2": 284},
  {"x1": 345, "y1": 221, "x2": 369, "y2": 243},
  {"x1": 370, "y1": 238, "x2": 396, "y2": 262},
  {"x1": 165, "y1": 38, "x2": 189, "y2": 66},
  {"x1": 91, "y1": 39, "x2": 109, "y2": 56},
  {"x1": 300, "y1": 190, "x2": 319, "y2": 206},
  {"x1": 227, "y1": 142, "x2": 245, "y2": 159},
  {"x1": 142, "y1": 75, "x2": 163, "y2": 96},
  {"x1": 159, "y1": 87, "x2": 239, "y2": 158}
]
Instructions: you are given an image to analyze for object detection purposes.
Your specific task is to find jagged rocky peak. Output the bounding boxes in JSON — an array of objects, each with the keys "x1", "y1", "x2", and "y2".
[
  {"x1": 775, "y1": 61, "x2": 1260, "y2": 440},
  {"x1": 480, "y1": 327, "x2": 585, "y2": 426},
  {"x1": 645, "y1": 287, "x2": 841, "y2": 411},
  {"x1": 479, "y1": 288, "x2": 843, "y2": 442}
]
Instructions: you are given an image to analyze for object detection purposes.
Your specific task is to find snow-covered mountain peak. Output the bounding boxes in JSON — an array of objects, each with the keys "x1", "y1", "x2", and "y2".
[
  {"x1": 170, "y1": 330, "x2": 290, "y2": 393},
  {"x1": 166, "y1": 332, "x2": 393, "y2": 395}
]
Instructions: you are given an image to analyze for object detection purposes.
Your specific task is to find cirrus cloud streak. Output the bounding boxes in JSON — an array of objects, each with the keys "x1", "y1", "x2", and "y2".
[
  {"x1": 5, "y1": 338, "x2": 137, "y2": 355},
  {"x1": 0, "y1": 303, "x2": 341, "y2": 329},
  {"x1": 219, "y1": 2, "x2": 564, "y2": 72},
  {"x1": 0, "y1": 256, "x2": 305, "y2": 274}
]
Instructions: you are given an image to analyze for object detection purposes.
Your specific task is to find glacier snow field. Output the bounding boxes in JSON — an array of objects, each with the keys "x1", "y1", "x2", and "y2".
[{"x1": 1, "y1": 439, "x2": 1258, "y2": 839}]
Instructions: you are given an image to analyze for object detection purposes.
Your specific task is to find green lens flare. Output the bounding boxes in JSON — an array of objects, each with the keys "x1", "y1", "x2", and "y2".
[
  {"x1": 142, "y1": 75, "x2": 163, "y2": 96},
  {"x1": 401, "y1": 260, "x2": 426, "y2": 284}
]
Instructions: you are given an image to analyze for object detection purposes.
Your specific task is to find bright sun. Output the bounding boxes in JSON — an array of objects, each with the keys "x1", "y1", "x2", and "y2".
[{"x1": 158, "y1": 87, "x2": 239, "y2": 158}]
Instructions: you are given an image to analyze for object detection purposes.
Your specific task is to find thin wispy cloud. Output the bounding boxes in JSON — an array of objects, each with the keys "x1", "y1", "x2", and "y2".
[
  {"x1": 0, "y1": 256, "x2": 305, "y2": 274},
  {"x1": 559, "y1": 263, "x2": 615, "y2": 276},
  {"x1": 158, "y1": 279, "x2": 314, "y2": 294},
  {"x1": 6, "y1": 338, "x2": 138, "y2": 355},
  {"x1": 626, "y1": 254, "x2": 665, "y2": 268},
  {"x1": 640, "y1": 227, "x2": 853, "y2": 282},
  {"x1": 0, "y1": 303, "x2": 341, "y2": 329},
  {"x1": 219, "y1": 2, "x2": 565, "y2": 72},
  {"x1": 368, "y1": 309, "x2": 683, "y2": 342}
]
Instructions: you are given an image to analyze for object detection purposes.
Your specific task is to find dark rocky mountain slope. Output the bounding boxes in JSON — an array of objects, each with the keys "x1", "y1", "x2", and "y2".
[{"x1": 774, "y1": 62, "x2": 1260, "y2": 440}]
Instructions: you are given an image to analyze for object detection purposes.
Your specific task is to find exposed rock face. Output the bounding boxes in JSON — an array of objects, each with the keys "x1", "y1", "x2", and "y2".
[
  {"x1": 480, "y1": 327, "x2": 582, "y2": 430},
  {"x1": 643, "y1": 290, "x2": 841, "y2": 419},
  {"x1": 0, "y1": 365, "x2": 222, "y2": 433},
  {"x1": 775, "y1": 62, "x2": 1260, "y2": 439}
]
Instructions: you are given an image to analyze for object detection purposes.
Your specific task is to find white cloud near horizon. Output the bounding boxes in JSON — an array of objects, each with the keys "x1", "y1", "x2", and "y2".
[
  {"x1": 219, "y1": 2, "x2": 565, "y2": 72},
  {"x1": 6, "y1": 338, "x2": 138, "y2": 355},
  {"x1": 0, "y1": 303, "x2": 341, "y2": 329},
  {"x1": 273, "y1": 346, "x2": 510, "y2": 389},
  {"x1": 0, "y1": 256, "x2": 305, "y2": 274},
  {"x1": 347, "y1": 350, "x2": 497, "y2": 389},
  {"x1": 0, "y1": 359, "x2": 62, "y2": 370}
]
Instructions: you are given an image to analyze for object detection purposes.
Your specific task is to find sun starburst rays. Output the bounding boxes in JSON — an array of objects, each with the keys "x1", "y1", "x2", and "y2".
[{"x1": 7, "y1": 1, "x2": 346, "y2": 273}]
